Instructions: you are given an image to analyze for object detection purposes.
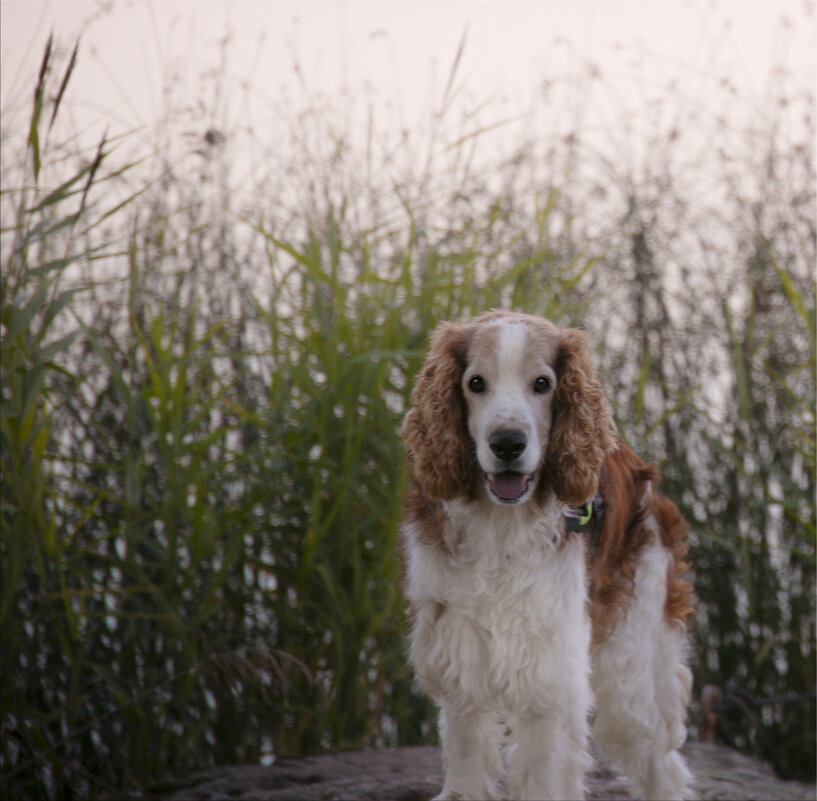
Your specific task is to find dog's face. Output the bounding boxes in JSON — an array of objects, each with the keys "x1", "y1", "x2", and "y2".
[
  {"x1": 461, "y1": 318, "x2": 559, "y2": 504},
  {"x1": 401, "y1": 311, "x2": 614, "y2": 507}
]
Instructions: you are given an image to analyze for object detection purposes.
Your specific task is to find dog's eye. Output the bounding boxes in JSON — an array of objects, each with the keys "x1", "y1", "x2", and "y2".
[
  {"x1": 468, "y1": 376, "x2": 486, "y2": 394},
  {"x1": 533, "y1": 376, "x2": 551, "y2": 394}
]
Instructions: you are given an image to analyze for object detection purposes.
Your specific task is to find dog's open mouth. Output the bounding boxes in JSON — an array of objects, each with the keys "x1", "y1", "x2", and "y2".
[{"x1": 487, "y1": 471, "x2": 532, "y2": 503}]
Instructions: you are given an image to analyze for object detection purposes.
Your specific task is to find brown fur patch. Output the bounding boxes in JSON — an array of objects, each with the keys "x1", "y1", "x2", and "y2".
[{"x1": 588, "y1": 443, "x2": 695, "y2": 643}]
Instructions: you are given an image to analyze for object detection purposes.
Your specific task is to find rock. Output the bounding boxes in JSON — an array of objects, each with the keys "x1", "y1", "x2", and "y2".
[
  {"x1": 680, "y1": 743, "x2": 814, "y2": 801},
  {"x1": 149, "y1": 747, "x2": 441, "y2": 801},
  {"x1": 151, "y1": 742, "x2": 815, "y2": 801}
]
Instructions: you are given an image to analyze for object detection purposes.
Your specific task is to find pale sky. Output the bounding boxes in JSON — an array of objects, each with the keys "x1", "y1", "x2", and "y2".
[{"x1": 2, "y1": 0, "x2": 813, "y2": 147}]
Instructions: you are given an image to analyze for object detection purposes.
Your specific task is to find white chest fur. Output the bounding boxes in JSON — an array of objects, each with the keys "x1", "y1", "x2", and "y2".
[{"x1": 404, "y1": 497, "x2": 591, "y2": 715}]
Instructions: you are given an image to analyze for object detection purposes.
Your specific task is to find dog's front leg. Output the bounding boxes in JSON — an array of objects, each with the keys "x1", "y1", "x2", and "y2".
[
  {"x1": 435, "y1": 706, "x2": 502, "y2": 800},
  {"x1": 509, "y1": 710, "x2": 590, "y2": 801}
]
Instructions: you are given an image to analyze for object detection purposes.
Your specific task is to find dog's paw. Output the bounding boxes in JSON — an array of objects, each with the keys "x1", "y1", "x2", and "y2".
[{"x1": 433, "y1": 786, "x2": 501, "y2": 801}]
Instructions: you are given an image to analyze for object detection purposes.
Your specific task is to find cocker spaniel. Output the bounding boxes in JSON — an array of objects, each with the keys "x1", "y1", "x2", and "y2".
[{"x1": 400, "y1": 311, "x2": 694, "y2": 800}]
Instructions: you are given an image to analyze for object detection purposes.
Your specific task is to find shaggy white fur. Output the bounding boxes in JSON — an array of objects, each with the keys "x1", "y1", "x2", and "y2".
[
  {"x1": 592, "y1": 528, "x2": 694, "y2": 800},
  {"x1": 405, "y1": 495, "x2": 592, "y2": 800}
]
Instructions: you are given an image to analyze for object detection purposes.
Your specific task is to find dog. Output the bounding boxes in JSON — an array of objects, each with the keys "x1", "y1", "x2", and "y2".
[{"x1": 400, "y1": 311, "x2": 694, "y2": 800}]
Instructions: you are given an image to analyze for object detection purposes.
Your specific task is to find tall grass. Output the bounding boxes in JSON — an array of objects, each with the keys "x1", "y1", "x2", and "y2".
[{"x1": 1, "y1": 29, "x2": 814, "y2": 798}]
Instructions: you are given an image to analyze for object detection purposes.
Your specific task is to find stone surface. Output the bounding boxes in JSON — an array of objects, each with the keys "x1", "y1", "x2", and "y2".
[{"x1": 151, "y1": 742, "x2": 815, "y2": 801}]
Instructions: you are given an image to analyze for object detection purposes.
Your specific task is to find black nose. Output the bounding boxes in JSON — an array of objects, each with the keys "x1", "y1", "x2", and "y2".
[{"x1": 489, "y1": 429, "x2": 527, "y2": 462}]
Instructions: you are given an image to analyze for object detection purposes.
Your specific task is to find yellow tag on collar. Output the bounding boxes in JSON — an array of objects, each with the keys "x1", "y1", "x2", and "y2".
[{"x1": 577, "y1": 502, "x2": 592, "y2": 526}]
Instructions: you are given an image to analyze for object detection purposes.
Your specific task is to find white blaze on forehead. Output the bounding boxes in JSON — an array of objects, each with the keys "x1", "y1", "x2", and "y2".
[
  {"x1": 496, "y1": 322, "x2": 530, "y2": 383},
  {"x1": 481, "y1": 321, "x2": 536, "y2": 431}
]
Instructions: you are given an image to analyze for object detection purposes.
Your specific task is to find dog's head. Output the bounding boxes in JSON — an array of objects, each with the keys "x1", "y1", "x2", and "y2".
[{"x1": 401, "y1": 311, "x2": 615, "y2": 506}]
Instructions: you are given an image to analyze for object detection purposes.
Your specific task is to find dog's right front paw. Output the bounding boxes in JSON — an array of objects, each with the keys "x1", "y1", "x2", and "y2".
[{"x1": 433, "y1": 784, "x2": 501, "y2": 801}]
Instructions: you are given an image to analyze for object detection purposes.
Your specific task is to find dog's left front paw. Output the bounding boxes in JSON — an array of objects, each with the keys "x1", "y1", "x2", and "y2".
[{"x1": 432, "y1": 791, "x2": 464, "y2": 801}]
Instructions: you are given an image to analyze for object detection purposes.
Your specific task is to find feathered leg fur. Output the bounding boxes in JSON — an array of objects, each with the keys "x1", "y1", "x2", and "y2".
[{"x1": 592, "y1": 538, "x2": 694, "y2": 800}]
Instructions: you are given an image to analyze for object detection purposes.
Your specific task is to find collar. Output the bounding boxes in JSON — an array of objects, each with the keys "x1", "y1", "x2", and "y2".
[{"x1": 563, "y1": 493, "x2": 605, "y2": 549}]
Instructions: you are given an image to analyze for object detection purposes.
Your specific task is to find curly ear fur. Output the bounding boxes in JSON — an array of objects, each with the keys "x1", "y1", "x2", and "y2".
[
  {"x1": 546, "y1": 328, "x2": 617, "y2": 506},
  {"x1": 401, "y1": 322, "x2": 476, "y2": 501}
]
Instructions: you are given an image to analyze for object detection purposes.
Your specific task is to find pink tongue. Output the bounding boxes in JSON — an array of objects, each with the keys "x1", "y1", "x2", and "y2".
[{"x1": 490, "y1": 472, "x2": 529, "y2": 500}]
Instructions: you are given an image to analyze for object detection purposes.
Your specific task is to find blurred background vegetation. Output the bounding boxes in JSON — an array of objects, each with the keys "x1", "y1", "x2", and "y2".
[{"x1": 1, "y1": 24, "x2": 814, "y2": 800}]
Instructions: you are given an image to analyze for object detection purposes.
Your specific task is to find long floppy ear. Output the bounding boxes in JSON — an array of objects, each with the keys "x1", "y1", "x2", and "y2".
[
  {"x1": 546, "y1": 328, "x2": 617, "y2": 506},
  {"x1": 400, "y1": 321, "x2": 476, "y2": 500}
]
